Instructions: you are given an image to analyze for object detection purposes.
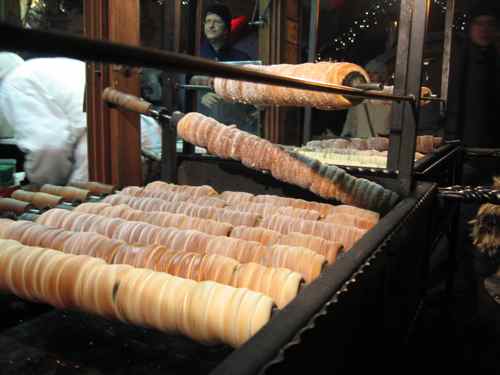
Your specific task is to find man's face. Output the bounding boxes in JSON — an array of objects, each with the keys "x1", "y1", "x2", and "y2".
[
  {"x1": 204, "y1": 13, "x2": 227, "y2": 42},
  {"x1": 469, "y1": 15, "x2": 497, "y2": 47}
]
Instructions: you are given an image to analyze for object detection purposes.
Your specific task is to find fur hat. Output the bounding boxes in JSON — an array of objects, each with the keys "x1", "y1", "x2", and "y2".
[
  {"x1": 470, "y1": 177, "x2": 500, "y2": 257},
  {"x1": 205, "y1": 4, "x2": 232, "y2": 31},
  {"x1": 0, "y1": 52, "x2": 24, "y2": 80}
]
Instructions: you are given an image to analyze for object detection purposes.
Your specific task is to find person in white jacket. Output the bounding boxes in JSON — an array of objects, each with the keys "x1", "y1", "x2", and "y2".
[
  {"x1": 0, "y1": 53, "x2": 161, "y2": 185},
  {"x1": 0, "y1": 52, "x2": 24, "y2": 138}
]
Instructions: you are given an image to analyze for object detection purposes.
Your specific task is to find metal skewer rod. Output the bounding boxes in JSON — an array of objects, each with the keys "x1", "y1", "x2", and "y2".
[
  {"x1": 102, "y1": 87, "x2": 172, "y2": 122},
  {"x1": 0, "y1": 22, "x2": 415, "y2": 103},
  {"x1": 101, "y1": 87, "x2": 180, "y2": 182},
  {"x1": 176, "y1": 84, "x2": 213, "y2": 91},
  {"x1": 421, "y1": 96, "x2": 447, "y2": 102},
  {"x1": 351, "y1": 82, "x2": 385, "y2": 91}
]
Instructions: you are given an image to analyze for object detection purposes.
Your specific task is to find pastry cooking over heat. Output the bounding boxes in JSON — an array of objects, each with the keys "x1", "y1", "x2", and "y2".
[
  {"x1": 177, "y1": 112, "x2": 398, "y2": 213},
  {"x1": 213, "y1": 62, "x2": 370, "y2": 110},
  {"x1": 0, "y1": 239, "x2": 275, "y2": 347},
  {"x1": 103, "y1": 194, "x2": 261, "y2": 227},
  {"x1": 0, "y1": 175, "x2": 390, "y2": 354},
  {"x1": 259, "y1": 214, "x2": 366, "y2": 250},
  {"x1": 145, "y1": 181, "x2": 218, "y2": 197},
  {"x1": 75, "y1": 202, "x2": 233, "y2": 236}
]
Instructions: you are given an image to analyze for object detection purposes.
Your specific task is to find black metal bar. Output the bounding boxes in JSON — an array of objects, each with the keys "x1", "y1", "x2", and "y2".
[
  {"x1": 0, "y1": 22, "x2": 415, "y2": 103},
  {"x1": 352, "y1": 82, "x2": 384, "y2": 91},
  {"x1": 159, "y1": 113, "x2": 178, "y2": 183},
  {"x1": 147, "y1": 106, "x2": 172, "y2": 122},
  {"x1": 115, "y1": 94, "x2": 180, "y2": 182},
  {"x1": 387, "y1": 1, "x2": 413, "y2": 172},
  {"x1": 302, "y1": 0, "x2": 320, "y2": 145},
  {"x1": 212, "y1": 193, "x2": 420, "y2": 375},
  {"x1": 440, "y1": 0, "x2": 455, "y2": 115},
  {"x1": 438, "y1": 185, "x2": 500, "y2": 204},
  {"x1": 389, "y1": 0, "x2": 427, "y2": 196},
  {"x1": 414, "y1": 142, "x2": 462, "y2": 175},
  {"x1": 464, "y1": 148, "x2": 500, "y2": 158},
  {"x1": 182, "y1": 141, "x2": 195, "y2": 154},
  {"x1": 407, "y1": 1, "x2": 428, "y2": 191},
  {"x1": 399, "y1": 0, "x2": 427, "y2": 195}
]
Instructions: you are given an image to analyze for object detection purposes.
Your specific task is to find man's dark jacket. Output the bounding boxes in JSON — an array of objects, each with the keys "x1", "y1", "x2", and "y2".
[
  {"x1": 200, "y1": 40, "x2": 250, "y2": 62},
  {"x1": 445, "y1": 36, "x2": 500, "y2": 148}
]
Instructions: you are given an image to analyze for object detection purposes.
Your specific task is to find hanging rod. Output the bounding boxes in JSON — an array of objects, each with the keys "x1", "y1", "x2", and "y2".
[
  {"x1": 102, "y1": 87, "x2": 173, "y2": 122},
  {"x1": 0, "y1": 23, "x2": 417, "y2": 103},
  {"x1": 438, "y1": 185, "x2": 500, "y2": 204}
]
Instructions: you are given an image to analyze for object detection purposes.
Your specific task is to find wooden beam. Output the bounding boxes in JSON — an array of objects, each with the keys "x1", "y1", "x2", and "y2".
[
  {"x1": 85, "y1": 0, "x2": 142, "y2": 187},
  {"x1": 85, "y1": 0, "x2": 111, "y2": 183},
  {"x1": 2, "y1": 0, "x2": 21, "y2": 25},
  {"x1": 259, "y1": 0, "x2": 301, "y2": 145},
  {"x1": 107, "y1": 0, "x2": 142, "y2": 187}
]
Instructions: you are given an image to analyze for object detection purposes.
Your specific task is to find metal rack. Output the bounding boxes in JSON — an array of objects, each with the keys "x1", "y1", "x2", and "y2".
[
  {"x1": 0, "y1": 0, "x2": 447, "y2": 199},
  {"x1": 0, "y1": 18, "x2": 432, "y2": 198},
  {"x1": 0, "y1": 24, "x2": 415, "y2": 103},
  {"x1": 0, "y1": 1, "x2": 489, "y2": 373},
  {"x1": 0, "y1": 181, "x2": 438, "y2": 375}
]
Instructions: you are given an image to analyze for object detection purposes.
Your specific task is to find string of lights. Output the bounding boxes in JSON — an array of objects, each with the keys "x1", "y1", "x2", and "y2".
[
  {"x1": 319, "y1": 0, "x2": 397, "y2": 55},
  {"x1": 432, "y1": 0, "x2": 468, "y2": 31},
  {"x1": 319, "y1": 0, "x2": 469, "y2": 56}
]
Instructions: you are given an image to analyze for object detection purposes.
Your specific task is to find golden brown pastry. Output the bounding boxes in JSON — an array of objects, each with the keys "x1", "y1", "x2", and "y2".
[
  {"x1": 40, "y1": 184, "x2": 90, "y2": 203},
  {"x1": 262, "y1": 245, "x2": 326, "y2": 283},
  {"x1": 231, "y1": 262, "x2": 302, "y2": 308},
  {"x1": 229, "y1": 226, "x2": 282, "y2": 246},
  {"x1": 0, "y1": 239, "x2": 274, "y2": 348},
  {"x1": 213, "y1": 62, "x2": 369, "y2": 110},
  {"x1": 259, "y1": 214, "x2": 366, "y2": 250},
  {"x1": 145, "y1": 181, "x2": 218, "y2": 197},
  {"x1": 321, "y1": 212, "x2": 378, "y2": 230},
  {"x1": 277, "y1": 231, "x2": 342, "y2": 264},
  {"x1": 11, "y1": 190, "x2": 63, "y2": 210},
  {"x1": 69, "y1": 181, "x2": 116, "y2": 196}
]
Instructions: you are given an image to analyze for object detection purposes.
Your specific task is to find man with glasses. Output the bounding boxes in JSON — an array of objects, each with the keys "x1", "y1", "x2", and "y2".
[
  {"x1": 200, "y1": 4, "x2": 250, "y2": 62},
  {"x1": 198, "y1": 4, "x2": 258, "y2": 134}
]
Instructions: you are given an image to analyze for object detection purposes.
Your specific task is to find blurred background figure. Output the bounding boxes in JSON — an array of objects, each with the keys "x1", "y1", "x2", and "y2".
[
  {"x1": 140, "y1": 68, "x2": 163, "y2": 106},
  {"x1": 444, "y1": 0, "x2": 499, "y2": 328},
  {"x1": 445, "y1": 1, "x2": 499, "y2": 153},
  {"x1": 0, "y1": 52, "x2": 24, "y2": 139},
  {"x1": 0, "y1": 53, "x2": 162, "y2": 185},
  {"x1": 341, "y1": 58, "x2": 393, "y2": 138},
  {"x1": 0, "y1": 55, "x2": 88, "y2": 185}
]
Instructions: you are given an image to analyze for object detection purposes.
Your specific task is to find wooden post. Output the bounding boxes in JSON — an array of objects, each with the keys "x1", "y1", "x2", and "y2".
[
  {"x1": 85, "y1": 0, "x2": 143, "y2": 187},
  {"x1": 2, "y1": 0, "x2": 21, "y2": 25},
  {"x1": 259, "y1": 0, "x2": 301, "y2": 145}
]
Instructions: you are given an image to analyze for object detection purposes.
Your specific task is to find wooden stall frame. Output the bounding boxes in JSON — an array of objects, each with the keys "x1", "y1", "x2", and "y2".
[{"x1": 85, "y1": 0, "x2": 143, "y2": 188}]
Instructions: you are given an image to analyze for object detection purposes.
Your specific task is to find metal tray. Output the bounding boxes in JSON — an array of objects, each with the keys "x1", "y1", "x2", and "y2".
[{"x1": 0, "y1": 182, "x2": 436, "y2": 374}]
